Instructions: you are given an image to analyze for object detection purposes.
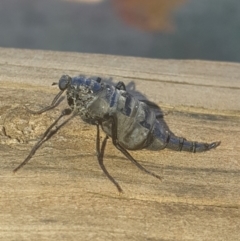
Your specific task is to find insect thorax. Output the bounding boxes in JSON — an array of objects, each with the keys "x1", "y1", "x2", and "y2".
[{"x1": 66, "y1": 81, "x2": 115, "y2": 124}]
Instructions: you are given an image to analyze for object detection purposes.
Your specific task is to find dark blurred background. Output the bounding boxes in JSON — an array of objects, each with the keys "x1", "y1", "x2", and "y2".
[{"x1": 1, "y1": 0, "x2": 240, "y2": 62}]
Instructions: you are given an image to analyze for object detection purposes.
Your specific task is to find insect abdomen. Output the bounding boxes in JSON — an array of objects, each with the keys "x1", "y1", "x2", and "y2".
[{"x1": 102, "y1": 93, "x2": 156, "y2": 150}]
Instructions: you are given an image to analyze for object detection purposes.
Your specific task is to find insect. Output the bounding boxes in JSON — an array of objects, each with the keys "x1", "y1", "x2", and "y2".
[{"x1": 14, "y1": 75, "x2": 221, "y2": 192}]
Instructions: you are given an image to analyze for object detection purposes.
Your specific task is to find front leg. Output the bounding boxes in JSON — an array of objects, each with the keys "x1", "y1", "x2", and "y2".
[{"x1": 14, "y1": 108, "x2": 74, "y2": 173}]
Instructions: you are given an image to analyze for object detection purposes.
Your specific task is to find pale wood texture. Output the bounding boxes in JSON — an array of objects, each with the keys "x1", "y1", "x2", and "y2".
[{"x1": 0, "y1": 47, "x2": 239, "y2": 241}]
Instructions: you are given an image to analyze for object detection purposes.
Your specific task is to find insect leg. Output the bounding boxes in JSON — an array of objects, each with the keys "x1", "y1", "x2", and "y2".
[
  {"x1": 13, "y1": 108, "x2": 74, "y2": 173},
  {"x1": 96, "y1": 124, "x2": 123, "y2": 192},
  {"x1": 110, "y1": 116, "x2": 162, "y2": 181},
  {"x1": 25, "y1": 89, "x2": 65, "y2": 114}
]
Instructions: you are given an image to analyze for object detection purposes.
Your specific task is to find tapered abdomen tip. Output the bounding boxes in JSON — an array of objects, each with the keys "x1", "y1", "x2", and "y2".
[{"x1": 209, "y1": 141, "x2": 221, "y2": 150}]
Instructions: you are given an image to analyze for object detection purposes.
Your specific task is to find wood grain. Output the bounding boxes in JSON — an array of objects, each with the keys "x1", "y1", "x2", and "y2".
[{"x1": 0, "y1": 47, "x2": 239, "y2": 241}]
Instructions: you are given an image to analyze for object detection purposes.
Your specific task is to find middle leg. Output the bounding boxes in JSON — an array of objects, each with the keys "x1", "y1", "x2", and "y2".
[
  {"x1": 109, "y1": 116, "x2": 162, "y2": 181},
  {"x1": 96, "y1": 124, "x2": 123, "y2": 192}
]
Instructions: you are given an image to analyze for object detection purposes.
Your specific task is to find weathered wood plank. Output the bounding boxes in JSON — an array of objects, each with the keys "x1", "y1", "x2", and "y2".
[
  {"x1": 1, "y1": 47, "x2": 240, "y2": 111},
  {"x1": 0, "y1": 48, "x2": 239, "y2": 241}
]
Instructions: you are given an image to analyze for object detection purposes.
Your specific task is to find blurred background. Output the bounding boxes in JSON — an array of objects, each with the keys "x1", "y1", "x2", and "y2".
[{"x1": 1, "y1": 0, "x2": 240, "y2": 62}]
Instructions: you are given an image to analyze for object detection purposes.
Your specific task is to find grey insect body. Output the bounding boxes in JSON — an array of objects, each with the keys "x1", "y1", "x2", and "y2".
[
  {"x1": 67, "y1": 76, "x2": 154, "y2": 150},
  {"x1": 14, "y1": 75, "x2": 220, "y2": 192},
  {"x1": 66, "y1": 75, "x2": 218, "y2": 152}
]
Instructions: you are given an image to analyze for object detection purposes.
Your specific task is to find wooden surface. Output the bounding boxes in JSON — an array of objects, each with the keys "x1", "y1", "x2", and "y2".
[{"x1": 0, "y1": 47, "x2": 239, "y2": 240}]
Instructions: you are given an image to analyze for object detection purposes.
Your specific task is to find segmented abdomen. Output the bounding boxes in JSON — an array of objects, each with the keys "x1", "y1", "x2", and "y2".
[{"x1": 101, "y1": 91, "x2": 157, "y2": 150}]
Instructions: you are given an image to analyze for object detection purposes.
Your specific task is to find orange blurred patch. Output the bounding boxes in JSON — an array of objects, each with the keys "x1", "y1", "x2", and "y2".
[{"x1": 112, "y1": 0, "x2": 188, "y2": 32}]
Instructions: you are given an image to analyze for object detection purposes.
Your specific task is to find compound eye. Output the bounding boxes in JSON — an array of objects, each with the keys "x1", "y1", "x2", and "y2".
[{"x1": 58, "y1": 75, "x2": 71, "y2": 90}]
